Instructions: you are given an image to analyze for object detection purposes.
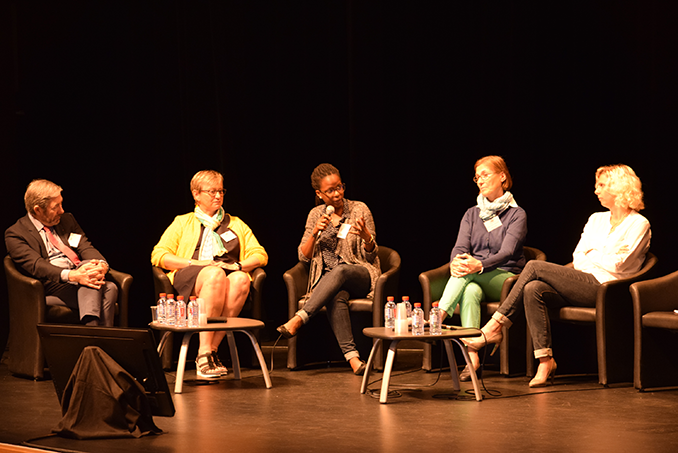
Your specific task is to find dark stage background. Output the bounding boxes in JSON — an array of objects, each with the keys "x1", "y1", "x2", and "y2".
[{"x1": 1, "y1": 2, "x2": 676, "y2": 344}]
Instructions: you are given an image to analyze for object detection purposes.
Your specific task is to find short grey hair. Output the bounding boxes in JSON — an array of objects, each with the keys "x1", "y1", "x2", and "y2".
[{"x1": 24, "y1": 179, "x2": 62, "y2": 216}]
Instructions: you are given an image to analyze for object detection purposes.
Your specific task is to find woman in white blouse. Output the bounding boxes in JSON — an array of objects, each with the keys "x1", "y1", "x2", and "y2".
[{"x1": 463, "y1": 164, "x2": 651, "y2": 387}]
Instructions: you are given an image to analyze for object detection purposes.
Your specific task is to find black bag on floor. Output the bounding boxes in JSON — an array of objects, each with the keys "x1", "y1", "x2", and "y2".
[{"x1": 53, "y1": 346, "x2": 163, "y2": 439}]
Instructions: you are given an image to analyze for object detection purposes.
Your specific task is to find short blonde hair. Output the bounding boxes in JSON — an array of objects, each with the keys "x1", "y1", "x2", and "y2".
[
  {"x1": 474, "y1": 155, "x2": 513, "y2": 191},
  {"x1": 596, "y1": 164, "x2": 645, "y2": 211},
  {"x1": 190, "y1": 170, "x2": 224, "y2": 194},
  {"x1": 24, "y1": 179, "x2": 62, "y2": 216}
]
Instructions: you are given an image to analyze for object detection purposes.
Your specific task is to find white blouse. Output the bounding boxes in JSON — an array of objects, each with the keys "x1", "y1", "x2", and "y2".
[{"x1": 572, "y1": 211, "x2": 651, "y2": 283}]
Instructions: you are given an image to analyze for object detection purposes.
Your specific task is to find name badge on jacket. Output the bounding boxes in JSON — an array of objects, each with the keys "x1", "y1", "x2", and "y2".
[
  {"x1": 68, "y1": 233, "x2": 82, "y2": 248},
  {"x1": 483, "y1": 216, "x2": 502, "y2": 233}
]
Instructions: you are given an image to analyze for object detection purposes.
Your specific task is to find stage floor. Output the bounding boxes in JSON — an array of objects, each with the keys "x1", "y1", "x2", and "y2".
[{"x1": 2, "y1": 344, "x2": 678, "y2": 453}]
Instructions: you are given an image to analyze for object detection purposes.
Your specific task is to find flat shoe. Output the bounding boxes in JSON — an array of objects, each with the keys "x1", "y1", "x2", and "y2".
[
  {"x1": 195, "y1": 352, "x2": 221, "y2": 379},
  {"x1": 211, "y1": 351, "x2": 228, "y2": 376},
  {"x1": 276, "y1": 324, "x2": 296, "y2": 339}
]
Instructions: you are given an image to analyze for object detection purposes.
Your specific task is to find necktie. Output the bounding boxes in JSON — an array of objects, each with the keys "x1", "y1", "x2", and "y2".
[{"x1": 44, "y1": 226, "x2": 81, "y2": 266}]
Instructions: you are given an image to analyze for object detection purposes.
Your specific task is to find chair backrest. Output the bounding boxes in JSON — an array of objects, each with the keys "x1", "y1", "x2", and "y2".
[
  {"x1": 377, "y1": 246, "x2": 401, "y2": 276},
  {"x1": 524, "y1": 246, "x2": 546, "y2": 263}
]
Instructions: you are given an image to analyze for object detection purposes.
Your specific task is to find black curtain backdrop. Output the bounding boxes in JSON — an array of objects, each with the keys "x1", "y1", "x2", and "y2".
[{"x1": 1, "y1": 2, "x2": 676, "y2": 342}]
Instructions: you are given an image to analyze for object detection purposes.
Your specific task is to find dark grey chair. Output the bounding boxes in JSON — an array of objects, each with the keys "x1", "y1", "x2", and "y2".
[{"x1": 630, "y1": 269, "x2": 678, "y2": 390}]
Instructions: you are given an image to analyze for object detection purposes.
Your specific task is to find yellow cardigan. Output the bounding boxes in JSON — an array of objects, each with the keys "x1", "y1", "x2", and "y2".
[{"x1": 151, "y1": 212, "x2": 268, "y2": 284}]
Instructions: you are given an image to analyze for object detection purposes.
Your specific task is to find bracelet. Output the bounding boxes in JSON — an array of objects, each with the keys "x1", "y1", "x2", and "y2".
[
  {"x1": 187, "y1": 259, "x2": 192, "y2": 267},
  {"x1": 237, "y1": 262, "x2": 242, "y2": 270},
  {"x1": 364, "y1": 234, "x2": 375, "y2": 246}
]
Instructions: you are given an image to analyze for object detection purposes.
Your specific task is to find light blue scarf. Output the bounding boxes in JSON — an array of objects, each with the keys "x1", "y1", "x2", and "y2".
[{"x1": 477, "y1": 191, "x2": 517, "y2": 221}]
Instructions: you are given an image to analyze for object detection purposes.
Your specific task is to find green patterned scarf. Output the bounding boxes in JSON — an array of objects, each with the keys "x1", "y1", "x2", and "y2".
[{"x1": 195, "y1": 206, "x2": 227, "y2": 258}]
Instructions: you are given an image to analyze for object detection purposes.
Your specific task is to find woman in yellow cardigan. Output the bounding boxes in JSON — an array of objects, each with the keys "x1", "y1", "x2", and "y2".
[{"x1": 151, "y1": 170, "x2": 268, "y2": 379}]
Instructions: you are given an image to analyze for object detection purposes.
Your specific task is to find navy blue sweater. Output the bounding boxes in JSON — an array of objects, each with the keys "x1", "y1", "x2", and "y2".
[{"x1": 450, "y1": 205, "x2": 527, "y2": 274}]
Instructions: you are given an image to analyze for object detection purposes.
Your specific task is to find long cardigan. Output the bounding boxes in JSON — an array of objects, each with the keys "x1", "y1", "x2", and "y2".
[{"x1": 298, "y1": 199, "x2": 381, "y2": 298}]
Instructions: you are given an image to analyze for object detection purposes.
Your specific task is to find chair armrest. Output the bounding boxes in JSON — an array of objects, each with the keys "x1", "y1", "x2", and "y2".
[
  {"x1": 152, "y1": 266, "x2": 176, "y2": 295},
  {"x1": 419, "y1": 263, "x2": 450, "y2": 312},
  {"x1": 250, "y1": 267, "x2": 266, "y2": 321},
  {"x1": 500, "y1": 274, "x2": 520, "y2": 300},
  {"x1": 283, "y1": 262, "x2": 310, "y2": 317},
  {"x1": 372, "y1": 259, "x2": 401, "y2": 327},
  {"x1": 631, "y1": 270, "x2": 678, "y2": 316},
  {"x1": 108, "y1": 268, "x2": 132, "y2": 327},
  {"x1": 596, "y1": 255, "x2": 658, "y2": 314},
  {"x1": 5, "y1": 257, "x2": 48, "y2": 323}
]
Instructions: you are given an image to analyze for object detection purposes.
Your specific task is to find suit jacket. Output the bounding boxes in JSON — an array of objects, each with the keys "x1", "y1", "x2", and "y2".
[{"x1": 5, "y1": 213, "x2": 105, "y2": 285}]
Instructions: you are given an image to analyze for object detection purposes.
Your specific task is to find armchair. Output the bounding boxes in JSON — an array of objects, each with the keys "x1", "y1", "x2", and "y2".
[
  {"x1": 630, "y1": 269, "x2": 678, "y2": 390},
  {"x1": 283, "y1": 246, "x2": 401, "y2": 371},
  {"x1": 4, "y1": 255, "x2": 132, "y2": 380}
]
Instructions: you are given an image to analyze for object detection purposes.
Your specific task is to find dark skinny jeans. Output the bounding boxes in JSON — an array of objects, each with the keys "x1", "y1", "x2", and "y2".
[{"x1": 496, "y1": 260, "x2": 600, "y2": 358}]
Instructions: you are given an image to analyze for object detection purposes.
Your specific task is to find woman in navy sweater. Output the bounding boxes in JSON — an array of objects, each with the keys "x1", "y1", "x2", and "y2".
[{"x1": 439, "y1": 155, "x2": 527, "y2": 379}]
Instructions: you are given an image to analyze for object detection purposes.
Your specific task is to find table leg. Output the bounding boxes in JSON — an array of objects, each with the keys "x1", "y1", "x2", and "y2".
[
  {"x1": 175, "y1": 332, "x2": 195, "y2": 394},
  {"x1": 226, "y1": 331, "x2": 241, "y2": 380},
  {"x1": 157, "y1": 331, "x2": 171, "y2": 356},
  {"x1": 443, "y1": 340, "x2": 460, "y2": 391},
  {"x1": 452, "y1": 338, "x2": 482, "y2": 401},
  {"x1": 361, "y1": 338, "x2": 381, "y2": 394},
  {"x1": 380, "y1": 339, "x2": 400, "y2": 404},
  {"x1": 239, "y1": 329, "x2": 272, "y2": 389}
]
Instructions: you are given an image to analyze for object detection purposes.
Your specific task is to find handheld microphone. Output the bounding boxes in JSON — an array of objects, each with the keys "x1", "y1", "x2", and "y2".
[{"x1": 316, "y1": 205, "x2": 335, "y2": 239}]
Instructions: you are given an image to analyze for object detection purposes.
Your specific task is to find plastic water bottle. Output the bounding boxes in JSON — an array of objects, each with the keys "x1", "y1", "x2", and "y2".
[
  {"x1": 166, "y1": 294, "x2": 176, "y2": 326},
  {"x1": 188, "y1": 296, "x2": 200, "y2": 327},
  {"x1": 157, "y1": 293, "x2": 167, "y2": 325},
  {"x1": 412, "y1": 302, "x2": 425, "y2": 335},
  {"x1": 197, "y1": 297, "x2": 207, "y2": 326},
  {"x1": 429, "y1": 302, "x2": 442, "y2": 335},
  {"x1": 384, "y1": 296, "x2": 396, "y2": 329},
  {"x1": 403, "y1": 296, "x2": 412, "y2": 318},
  {"x1": 176, "y1": 295, "x2": 187, "y2": 327}
]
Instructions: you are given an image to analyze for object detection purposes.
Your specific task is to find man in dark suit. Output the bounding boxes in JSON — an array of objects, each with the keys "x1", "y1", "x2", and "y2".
[{"x1": 5, "y1": 179, "x2": 118, "y2": 326}]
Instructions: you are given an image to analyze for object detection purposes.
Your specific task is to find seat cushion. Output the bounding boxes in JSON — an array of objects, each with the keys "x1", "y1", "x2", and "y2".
[
  {"x1": 46, "y1": 305, "x2": 80, "y2": 324},
  {"x1": 643, "y1": 312, "x2": 678, "y2": 330},
  {"x1": 556, "y1": 306, "x2": 596, "y2": 323}
]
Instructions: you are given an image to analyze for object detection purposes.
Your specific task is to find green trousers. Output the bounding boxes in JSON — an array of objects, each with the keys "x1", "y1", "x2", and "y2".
[{"x1": 438, "y1": 268, "x2": 515, "y2": 328}]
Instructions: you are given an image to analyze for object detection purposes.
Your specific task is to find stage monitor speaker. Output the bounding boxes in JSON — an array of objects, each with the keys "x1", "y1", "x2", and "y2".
[{"x1": 37, "y1": 324, "x2": 175, "y2": 417}]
